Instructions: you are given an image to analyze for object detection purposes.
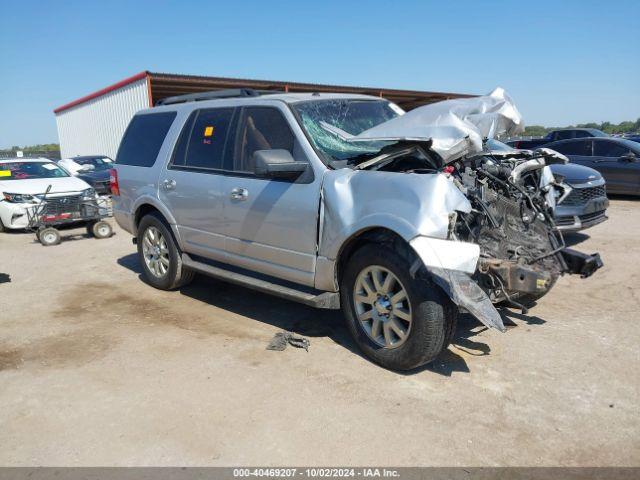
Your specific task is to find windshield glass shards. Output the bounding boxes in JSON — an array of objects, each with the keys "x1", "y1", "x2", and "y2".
[{"x1": 293, "y1": 99, "x2": 402, "y2": 166}]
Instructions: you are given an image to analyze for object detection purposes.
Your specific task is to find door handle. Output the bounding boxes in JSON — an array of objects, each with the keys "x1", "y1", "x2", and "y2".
[
  {"x1": 230, "y1": 187, "x2": 248, "y2": 200},
  {"x1": 162, "y1": 179, "x2": 176, "y2": 190}
]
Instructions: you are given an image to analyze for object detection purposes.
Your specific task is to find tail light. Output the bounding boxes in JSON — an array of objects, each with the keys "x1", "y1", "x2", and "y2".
[{"x1": 109, "y1": 168, "x2": 120, "y2": 196}]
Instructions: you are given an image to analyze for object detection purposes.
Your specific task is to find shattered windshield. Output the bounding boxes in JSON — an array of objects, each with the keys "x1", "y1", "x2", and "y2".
[{"x1": 293, "y1": 99, "x2": 401, "y2": 166}]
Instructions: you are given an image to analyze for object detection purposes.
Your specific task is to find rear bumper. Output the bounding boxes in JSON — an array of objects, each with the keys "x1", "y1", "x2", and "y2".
[{"x1": 113, "y1": 208, "x2": 135, "y2": 235}]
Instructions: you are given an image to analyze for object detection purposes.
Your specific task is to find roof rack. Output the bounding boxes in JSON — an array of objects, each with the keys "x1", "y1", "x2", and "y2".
[{"x1": 155, "y1": 88, "x2": 281, "y2": 106}]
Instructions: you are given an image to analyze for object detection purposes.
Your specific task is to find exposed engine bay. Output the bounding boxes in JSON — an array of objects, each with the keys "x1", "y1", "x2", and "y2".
[
  {"x1": 358, "y1": 141, "x2": 603, "y2": 312},
  {"x1": 306, "y1": 87, "x2": 602, "y2": 330}
]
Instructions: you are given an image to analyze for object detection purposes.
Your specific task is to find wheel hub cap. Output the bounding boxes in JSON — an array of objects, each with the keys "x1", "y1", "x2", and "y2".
[{"x1": 373, "y1": 297, "x2": 392, "y2": 317}]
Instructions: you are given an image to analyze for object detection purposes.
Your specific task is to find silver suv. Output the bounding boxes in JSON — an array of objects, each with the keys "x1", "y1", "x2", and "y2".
[{"x1": 112, "y1": 88, "x2": 602, "y2": 370}]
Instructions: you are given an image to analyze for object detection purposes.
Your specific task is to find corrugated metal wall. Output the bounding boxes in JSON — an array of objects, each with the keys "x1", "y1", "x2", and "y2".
[{"x1": 55, "y1": 78, "x2": 149, "y2": 159}]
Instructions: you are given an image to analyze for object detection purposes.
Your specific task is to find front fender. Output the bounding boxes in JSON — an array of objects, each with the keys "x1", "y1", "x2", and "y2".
[{"x1": 319, "y1": 169, "x2": 471, "y2": 261}]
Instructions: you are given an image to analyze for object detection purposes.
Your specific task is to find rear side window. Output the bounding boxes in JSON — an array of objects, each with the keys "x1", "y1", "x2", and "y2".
[
  {"x1": 550, "y1": 140, "x2": 592, "y2": 156},
  {"x1": 573, "y1": 130, "x2": 590, "y2": 138},
  {"x1": 555, "y1": 131, "x2": 573, "y2": 140},
  {"x1": 594, "y1": 140, "x2": 630, "y2": 157},
  {"x1": 233, "y1": 107, "x2": 295, "y2": 173},
  {"x1": 171, "y1": 108, "x2": 235, "y2": 170},
  {"x1": 116, "y1": 112, "x2": 177, "y2": 167}
]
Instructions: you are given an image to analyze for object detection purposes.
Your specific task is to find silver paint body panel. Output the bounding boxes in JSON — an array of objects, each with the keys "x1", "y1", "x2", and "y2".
[{"x1": 113, "y1": 93, "x2": 504, "y2": 293}]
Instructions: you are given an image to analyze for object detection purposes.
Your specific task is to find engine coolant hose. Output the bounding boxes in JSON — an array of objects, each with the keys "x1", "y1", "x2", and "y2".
[{"x1": 509, "y1": 158, "x2": 546, "y2": 184}]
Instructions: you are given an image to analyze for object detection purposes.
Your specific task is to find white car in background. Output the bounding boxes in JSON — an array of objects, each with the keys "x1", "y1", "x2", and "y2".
[
  {"x1": 0, "y1": 158, "x2": 95, "y2": 231},
  {"x1": 58, "y1": 155, "x2": 114, "y2": 195},
  {"x1": 58, "y1": 155, "x2": 114, "y2": 175}
]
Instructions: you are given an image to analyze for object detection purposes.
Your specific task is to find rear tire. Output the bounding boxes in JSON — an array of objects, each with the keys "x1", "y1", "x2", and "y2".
[
  {"x1": 341, "y1": 244, "x2": 455, "y2": 371},
  {"x1": 137, "y1": 212, "x2": 194, "y2": 290},
  {"x1": 38, "y1": 227, "x2": 61, "y2": 246}
]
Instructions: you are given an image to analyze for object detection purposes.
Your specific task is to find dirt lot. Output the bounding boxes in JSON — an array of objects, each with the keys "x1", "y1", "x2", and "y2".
[{"x1": 0, "y1": 199, "x2": 638, "y2": 466}]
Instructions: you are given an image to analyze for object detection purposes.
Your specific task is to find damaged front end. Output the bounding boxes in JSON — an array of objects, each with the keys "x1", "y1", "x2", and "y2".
[
  {"x1": 350, "y1": 141, "x2": 603, "y2": 330},
  {"x1": 449, "y1": 147, "x2": 603, "y2": 313},
  {"x1": 308, "y1": 88, "x2": 603, "y2": 332}
]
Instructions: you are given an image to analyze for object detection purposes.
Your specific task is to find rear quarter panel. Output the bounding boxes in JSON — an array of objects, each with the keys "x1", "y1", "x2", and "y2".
[{"x1": 112, "y1": 108, "x2": 187, "y2": 235}]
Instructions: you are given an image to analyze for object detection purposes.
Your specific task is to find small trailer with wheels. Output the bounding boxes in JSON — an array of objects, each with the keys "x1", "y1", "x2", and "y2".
[{"x1": 26, "y1": 186, "x2": 113, "y2": 246}]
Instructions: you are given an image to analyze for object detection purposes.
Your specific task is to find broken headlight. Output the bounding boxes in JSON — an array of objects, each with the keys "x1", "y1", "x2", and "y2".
[
  {"x1": 2, "y1": 192, "x2": 37, "y2": 203},
  {"x1": 80, "y1": 188, "x2": 97, "y2": 200}
]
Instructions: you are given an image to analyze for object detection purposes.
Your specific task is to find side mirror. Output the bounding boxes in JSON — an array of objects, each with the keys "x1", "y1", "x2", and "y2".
[
  {"x1": 619, "y1": 152, "x2": 637, "y2": 162},
  {"x1": 253, "y1": 149, "x2": 307, "y2": 179}
]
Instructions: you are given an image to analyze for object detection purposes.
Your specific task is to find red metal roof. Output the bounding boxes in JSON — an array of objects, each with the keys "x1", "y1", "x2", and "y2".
[
  {"x1": 53, "y1": 71, "x2": 149, "y2": 114},
  {"x1": 54, "y1": 70, "x2": 473, "y2": 114}
]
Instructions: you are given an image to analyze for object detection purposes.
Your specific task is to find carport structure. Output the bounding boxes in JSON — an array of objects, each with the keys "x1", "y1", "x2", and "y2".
[
  {"x1": 54, "y1": 70, "x2": 473, "y2": 159},
  {"x1": 147, "y1": 71, "x2": 473, "y2": 111}
]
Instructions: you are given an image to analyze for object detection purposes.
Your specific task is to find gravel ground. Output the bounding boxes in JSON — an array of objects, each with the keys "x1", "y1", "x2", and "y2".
[{"x1": 0, "y1": 199, "x2": 638, "y2": 466}]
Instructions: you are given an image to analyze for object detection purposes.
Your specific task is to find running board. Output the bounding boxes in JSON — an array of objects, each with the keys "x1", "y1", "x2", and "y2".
[{"x1": 182, "y1": 254, "x2": 340, "y2": 309}]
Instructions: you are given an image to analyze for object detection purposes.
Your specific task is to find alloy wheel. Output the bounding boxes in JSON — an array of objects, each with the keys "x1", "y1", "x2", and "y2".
[
  {"x1": 142, "y1": 226, "x2": 170, "y2": 278},
  {"x1": 353, "y1": 265, "x2": 412, "y2": 348}
]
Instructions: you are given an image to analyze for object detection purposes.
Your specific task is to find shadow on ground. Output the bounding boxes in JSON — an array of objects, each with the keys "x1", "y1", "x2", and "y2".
[
  {"x1": 117, "y1": 253, "x2": 548, "y2": 376},
  {"x1": 563, "y1": 232, "x2": 590, "y2": 247},
  {"x1": 608, "y1": 194, "x2": 639, "y2": 201}
]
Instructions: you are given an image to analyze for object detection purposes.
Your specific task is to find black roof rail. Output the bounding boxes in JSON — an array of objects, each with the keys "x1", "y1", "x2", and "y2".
[{"x1": 155, "y1": 88, "x2": 281, "y2": 106}]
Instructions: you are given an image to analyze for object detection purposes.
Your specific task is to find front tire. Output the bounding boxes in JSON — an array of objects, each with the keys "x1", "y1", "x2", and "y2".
[
  {"x1": 341, "y1": 244, "x2": 456, "y2": 371},
  {"x1": 137, "y1": 213, "x2": 194, "y2": 290}
]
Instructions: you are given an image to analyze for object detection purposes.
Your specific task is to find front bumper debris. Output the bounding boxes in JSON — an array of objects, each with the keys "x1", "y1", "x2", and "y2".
[
  {"x1": 428, "y1": 267, "x2": 506, "y2": 333},
  {"x1": 560, "y1": 248, "x2": 603, "y2": 278},
  {"x1": 480, "y1": 259, "x2": 553, "y2": 295}
]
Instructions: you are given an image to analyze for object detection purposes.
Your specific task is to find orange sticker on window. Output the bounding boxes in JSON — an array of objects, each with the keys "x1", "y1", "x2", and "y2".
[
  {"x1": 0, "y1": 170, "x2": 11, "y2": 177},
  {"x1": 204, "y1": 126, "x2": 214, "y2": 137}
]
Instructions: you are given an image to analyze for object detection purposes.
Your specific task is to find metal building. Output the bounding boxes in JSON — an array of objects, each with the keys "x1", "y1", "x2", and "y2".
[{"x1": 54, "y1": 71, "x2": 473, "y2": 159}]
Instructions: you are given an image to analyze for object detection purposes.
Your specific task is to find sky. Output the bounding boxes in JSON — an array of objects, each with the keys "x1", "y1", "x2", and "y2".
[{"x1": 1, "y1": 0, "x2": 638, "y2": 148}]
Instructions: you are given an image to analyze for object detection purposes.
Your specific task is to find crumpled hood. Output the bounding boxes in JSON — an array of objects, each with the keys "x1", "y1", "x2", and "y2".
[
  {"x1": 0, "y1": 176, "x2": 92, "y2": 196},
  {"x1": 344, "y1": 87, "x2": 524, "y2": 163}
]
